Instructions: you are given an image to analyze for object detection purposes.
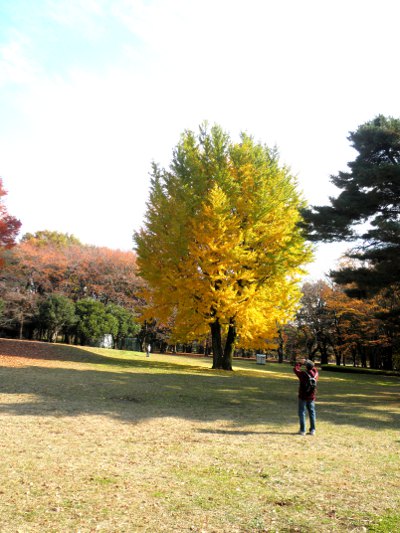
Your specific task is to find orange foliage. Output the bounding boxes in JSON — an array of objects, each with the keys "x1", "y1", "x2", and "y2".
[
  {"x1": 0, "y1": 178, "x2": 21, "y2": 266},
  {"x1": 2, "y1": 238, "x2": 144, "y2": 311}
]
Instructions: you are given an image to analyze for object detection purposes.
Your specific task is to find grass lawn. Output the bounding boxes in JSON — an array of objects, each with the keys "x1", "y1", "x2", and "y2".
[{"x1": 0, "y1": 339, "x2": 399, "y2": 532}]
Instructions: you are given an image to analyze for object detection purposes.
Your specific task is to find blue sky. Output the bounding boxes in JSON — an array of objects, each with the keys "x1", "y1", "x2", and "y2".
[{"x1": 1, "y1": 0, "x2": 400, "y2": 279}]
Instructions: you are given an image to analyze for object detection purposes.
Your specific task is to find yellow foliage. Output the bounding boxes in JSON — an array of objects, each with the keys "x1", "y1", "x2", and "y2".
[{"x1": 134, "y1": 125, "x2": 312, "y2": 348}]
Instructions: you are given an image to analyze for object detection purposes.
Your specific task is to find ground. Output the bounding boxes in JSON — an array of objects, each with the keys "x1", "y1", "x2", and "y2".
[{"x1": 0, "y1": 338, "x2": 399, "y2": 532}]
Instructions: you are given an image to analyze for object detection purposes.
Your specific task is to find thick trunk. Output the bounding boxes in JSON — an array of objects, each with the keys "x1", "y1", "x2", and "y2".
[
  {"x1": 334, "y1": 349, "x2": 341, "y2": 366},
  {"x1": 319, "y1": 343, "x2": 329, "y2": 365},
  {"x1": 210, "y1": 319, "x2": 223, "y2": 368},
  {"x1": 382, "y1": 347, "x2": 393, "y2": 370},
  {"x1": 222, "y1": 319, "x2": 236, "y2": 371},
  {"x1": 320, "y1": 353, "x2": 328, "y2": 365},
  {"x1": 210, "y1": 317, "x2": 236, "y2": 371}
]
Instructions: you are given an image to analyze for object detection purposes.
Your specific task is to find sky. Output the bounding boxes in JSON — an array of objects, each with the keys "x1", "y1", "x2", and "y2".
[{"x1": 1, "y1": 0, "x2": 400, "y2": 280}]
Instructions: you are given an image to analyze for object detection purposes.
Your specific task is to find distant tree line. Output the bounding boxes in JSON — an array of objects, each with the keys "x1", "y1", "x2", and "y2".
[
  {"x1": 0, "y1": 231, "x2": 141, "y2": 348},
  {"x1": 283, "y1": 280, "x2": 399, "y2": 370}
]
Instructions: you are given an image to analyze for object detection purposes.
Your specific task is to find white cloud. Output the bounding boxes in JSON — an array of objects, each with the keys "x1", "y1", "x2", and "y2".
[
  {"x1": 46, "y1": 0, "x2": 107, "y2": 39},
  {"x1": 0, "y1": 31, "x2": 40, "y2": 87}
]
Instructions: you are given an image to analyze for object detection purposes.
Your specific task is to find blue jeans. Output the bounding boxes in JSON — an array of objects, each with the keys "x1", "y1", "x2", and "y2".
[{"x1": 298, "y1": 399, "x2": 316, "y2": 433}]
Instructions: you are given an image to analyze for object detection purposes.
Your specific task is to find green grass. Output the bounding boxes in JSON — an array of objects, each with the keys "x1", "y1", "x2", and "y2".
[
  {"x1": 370, "y1": 512, "x2": 400, "y2": 532},
  {"x1": 0, "y1": 342, "x2": 399, "y2": 532}
]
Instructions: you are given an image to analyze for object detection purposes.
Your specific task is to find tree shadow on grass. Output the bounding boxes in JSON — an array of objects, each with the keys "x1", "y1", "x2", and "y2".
[
  {"x1": 0, "y1": 339, "x2": 196, "y2": 373},
  {"x1": 0, "y1": 339, "x2": 399, "y2": 430},
  {"x1": 0, "y1": 359, "x2": 399, "y2": 432},
  {"x1": 198, "y1": 429, "x2": 296, "y2": 435}
]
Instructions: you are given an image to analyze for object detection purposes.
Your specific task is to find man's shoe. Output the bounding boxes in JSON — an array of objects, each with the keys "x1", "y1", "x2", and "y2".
[
  {"x1": 298, "y1": 431, "x2": 306, "y2": 436},
  {"x1": 309, "y1": 430, "x2": 316, "y2": 436}
]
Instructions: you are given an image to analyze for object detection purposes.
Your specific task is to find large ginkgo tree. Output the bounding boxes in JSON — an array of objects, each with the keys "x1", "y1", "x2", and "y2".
[{"x1": 134, "y1": 124, "x2": 311, "y2": 369}]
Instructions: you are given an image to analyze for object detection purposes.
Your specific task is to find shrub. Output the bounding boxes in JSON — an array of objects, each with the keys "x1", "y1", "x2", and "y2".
[{"x1": 320, "y1": 364, "x2": 400, "y2": 377}]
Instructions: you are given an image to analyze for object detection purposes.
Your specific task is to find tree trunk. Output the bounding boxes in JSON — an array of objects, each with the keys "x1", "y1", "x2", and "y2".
[
  {"x1": 222, "y1": 318, "x2": 236, "y2": 371},
  {"x1": 49, "y1": 328, "x2": 59, "y2": 343},
  {"x1": 334, "y1": 347, "x2": 341, "y2": 366},
  {"x1": 210, "y1": 319, "x2": 224, "y2": 369},
  {"x1": 210, "y1": 318, "x2": 236, "y2": 370},
  {"x1": 19, "y1": 316, "x2": 24, "y2": 340},
  {"x1": 306, "y1": 338, "x2": 314, "y2": 357},
  {"x1": 319, "y1": 342, "x2": 329, "y2": 365},
  {"x1": 277, "y1": 328, "x2": 284, "y2": 363},
  {"x1": 382, "y1": 347, "x2": 393, "y2": 370}
]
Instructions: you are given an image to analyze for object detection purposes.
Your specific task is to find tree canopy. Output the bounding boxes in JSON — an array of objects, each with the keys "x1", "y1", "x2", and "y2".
[
  {"x1": 0, "y1": 231, "x2": 143, "y2": 342},
  {"x1": 21, "y1": 230, "x2": 82, "y2": 247},
  {"x1": 284, "y1": 280, "x2": 394, "y2": 369},
  {"x1": 38, "y1": 294, "x2": 77, "y2": 342},
  {"x1": 3, "y1": 232, "x2": 143, "y2": 308},
  {"x1": 304, "y1": 115, "x2": 400, "y2": 297},
  {"x1": 134, "y1": 124, "x2": 312, "y2": 369}
]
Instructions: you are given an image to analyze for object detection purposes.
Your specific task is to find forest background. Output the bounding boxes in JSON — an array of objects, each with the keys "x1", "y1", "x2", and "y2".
[{"x1": 1, "y1": 117, "x2": 399, "y2": 373}]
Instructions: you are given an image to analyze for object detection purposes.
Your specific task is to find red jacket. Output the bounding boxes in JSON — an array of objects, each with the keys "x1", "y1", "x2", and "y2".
[{"x1": 293, "y1": 363, "x2": 319, "y2": 401}]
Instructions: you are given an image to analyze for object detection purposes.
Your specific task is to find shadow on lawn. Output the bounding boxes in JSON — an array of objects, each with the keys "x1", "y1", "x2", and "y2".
[
  {"x1": 0, "y1": 340, "x2": 399, "y2": 431},
  {"x1": 0, "y1": 338, "x2": 212, "y2": 374},
  {"x1": 198, "y1": 429, "x2": 296, "y2": 436}
]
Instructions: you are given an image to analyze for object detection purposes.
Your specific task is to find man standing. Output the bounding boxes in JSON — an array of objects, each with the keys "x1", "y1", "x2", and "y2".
[{"x1": 293, "y1": 358, "x2": 319, "y2": 436}]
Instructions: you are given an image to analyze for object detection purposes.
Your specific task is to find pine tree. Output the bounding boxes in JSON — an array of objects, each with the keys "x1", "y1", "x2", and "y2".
[{"x1": 304, "y1": 115, "x2": 400, "y2": 297}]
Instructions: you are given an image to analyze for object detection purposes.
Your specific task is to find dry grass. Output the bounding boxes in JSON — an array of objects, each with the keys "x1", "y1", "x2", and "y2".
[{"x1": 0, "y1": 339, "x2": 399, "y2": 532}]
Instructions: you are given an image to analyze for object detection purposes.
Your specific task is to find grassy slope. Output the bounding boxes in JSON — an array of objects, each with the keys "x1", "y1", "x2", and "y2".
[{"x1": 0, "y1": 340, "x2": 399, "y2": 532}]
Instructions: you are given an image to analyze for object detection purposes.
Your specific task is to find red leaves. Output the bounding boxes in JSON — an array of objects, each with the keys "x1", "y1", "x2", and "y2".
[
  {"x1": 0, "y1": 179, "x2": 21, "y2": 264},
  {"x1": 2, "y1": 238, "x2": 144, "y2": 310}
]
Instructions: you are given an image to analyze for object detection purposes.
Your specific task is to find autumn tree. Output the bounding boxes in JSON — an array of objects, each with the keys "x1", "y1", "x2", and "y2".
[
  {"x1": 59, "y1": 245, "x2": 143, "y2": 308},
  {"x1": 134, "y1": 124, "x2": 311, "y2": 370},
  {"x1": 325, "y1": 285, "x2": 394, "y2": 369},
  {"x1": 0, "y1": 231, "x2": 144, "y2": 343},
  {"x1": 2, "y1": 232, "x2": 143, "y2": 309},
  {"x1": 286, "y1": 280, "x2": 394, "y2": 369},
  {"x1": 0, "y1": 247, "x2": 39, "y2": 340},
  {"x1": 0, "y1": 289, "x2": 38, "y2": 339},
  {"x1": 296, "y1": 281, "x2": 335, "y2": 364},
  {"x1": 0, "y1": 178, "x2": 21, "y2": 267}
]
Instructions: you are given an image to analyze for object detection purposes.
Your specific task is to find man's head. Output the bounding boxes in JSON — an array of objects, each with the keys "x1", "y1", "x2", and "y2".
[{"x1": 305, "y1": 360, "x2": 315, "y2": 370}]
